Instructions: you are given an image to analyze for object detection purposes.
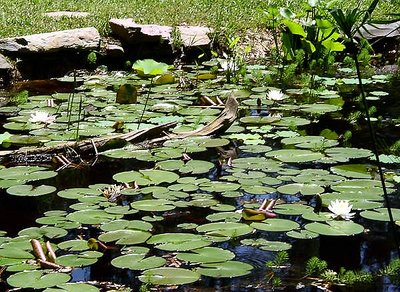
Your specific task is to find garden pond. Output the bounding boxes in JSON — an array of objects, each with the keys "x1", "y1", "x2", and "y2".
[{"x1": 0, "y1": 59, "x2": 399, "y2": 291}]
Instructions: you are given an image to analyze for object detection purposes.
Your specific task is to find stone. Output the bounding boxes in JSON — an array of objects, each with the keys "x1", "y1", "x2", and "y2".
[
  {"x1": 109, "y1": 18, "x2": 212, "y2": 48},
  {"x1": 110, "y1": 19, "x2": 172, "y2": 45},
  {"x1": 0, "y1": 27, "x2": 100, "y2": 54},
  {"x1": 44, "y1": 11, "x2": 90, "y2": 18},
  {"x1": 178, "y1": 25, "x2": 212, "y2": 47}
]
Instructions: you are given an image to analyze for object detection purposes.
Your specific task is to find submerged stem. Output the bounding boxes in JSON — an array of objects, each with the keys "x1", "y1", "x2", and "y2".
[{"x1": 137, "y1": 78, "x2": 153, "y2": 130}]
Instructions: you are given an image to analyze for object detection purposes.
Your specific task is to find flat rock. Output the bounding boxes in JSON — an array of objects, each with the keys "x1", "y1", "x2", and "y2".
[
  {"x1": 109, "y1": 18, "x2": 212, "y2": 48},
  {"x1": 44, "y1": 11, "x2": 90, "y2": 18},
  {"x1": 359, "y1": 21, "x2": 400, "y2": 39},
  {"x1": 0, "y1": 27, "x2": 100, "y2": 54}
]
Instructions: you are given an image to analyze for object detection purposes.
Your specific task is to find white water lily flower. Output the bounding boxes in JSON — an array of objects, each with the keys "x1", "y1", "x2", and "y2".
[
  {"x1": 267, "y1": 89, "x2": 285, "y2": 101},
  {"x1": 328, "y1": 199, "x2": 355, "y2": 220},
  {"x1": 29, "y1": 111, "x2": 56, "y2": 124}
]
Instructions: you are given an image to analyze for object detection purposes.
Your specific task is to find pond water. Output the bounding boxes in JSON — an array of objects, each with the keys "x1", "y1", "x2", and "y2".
[{"x1": 0, "y1": 62, "x2": 399, "y2": 291}]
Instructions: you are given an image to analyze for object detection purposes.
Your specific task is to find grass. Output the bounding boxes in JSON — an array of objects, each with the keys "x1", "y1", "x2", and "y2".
[{"x1": 0, "y1": 0, "x2": 399, "y2": 39}]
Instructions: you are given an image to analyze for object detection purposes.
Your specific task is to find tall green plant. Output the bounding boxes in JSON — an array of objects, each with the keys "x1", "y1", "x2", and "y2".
[{"x1": 330, "y1": 0, "x2": 400, "y2": 256}]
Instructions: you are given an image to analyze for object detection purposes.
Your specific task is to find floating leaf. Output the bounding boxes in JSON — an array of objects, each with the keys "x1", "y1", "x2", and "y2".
[
  {"x1": 266, "y1": 149, "x2": 324, "y2": 163},
  {"x1": 360, "y1": 208, "x2": 400, "y2": 222},
  {"x1": 196, "y1": 222, "x2": 253, "y2": 238},
  {"x1": 99, "y1": 229, "x2": 151, "y2": 245},
  {"x1": 277, "y1": 183, "x2": 324, "y2": 196},
  {"x1": 176, "y1": 247, "x2": 235, "y2": 264},
  {"x1": 7, "y1": 271, "x2": 70, "y2": 289},
  {"x1": 131, "y1": 199, "x2": 176, "y2": 212},
  {"x1": 251, "y1": 219, "x2": 300, "y2": 232},
  {"x1": 330, "y1": 164, "x2": 373, "y2": 179},
  {"x1": 111, "y1": 254, "x2": 166, "y2": 270},
  {"x1": 286, "y1": 230, "x2": 319, "y2": 239},
  {"x1": 196, "y1": 261, "x2": 253, "y2": 278},
  {"x1": 7, "y1": 184, "x2": 56, "y2": 197},
  {"x1": 66, "y1": 209, "x2": 122, "y2": 225},
  {"x1": 147, "y1": 233, "x2": 211, "y2": 251},
  {"x1": 305, "y1": 221, "x2": 364, "y2": 236},
  {"x1": 139, "y1": 267, "x2": 200, "y2": 285}
]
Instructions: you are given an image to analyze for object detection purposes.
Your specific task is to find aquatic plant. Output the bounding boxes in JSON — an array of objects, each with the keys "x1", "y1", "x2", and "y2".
[
  {"x1": 29, "y1": 111, "x2": 56, "y2": 124},
  {"x1": 328, "y1": 199, "x2": 355, "y2": 220}
]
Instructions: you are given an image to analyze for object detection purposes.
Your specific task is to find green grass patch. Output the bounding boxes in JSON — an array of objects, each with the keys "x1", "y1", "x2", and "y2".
[{"x1": 0, "y1": 0, "x2": 398, "y2": 38}]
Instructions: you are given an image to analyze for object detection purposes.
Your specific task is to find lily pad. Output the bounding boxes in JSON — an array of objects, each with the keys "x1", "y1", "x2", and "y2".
[
  {"x1": 196, "y1": 261, "x2": 253, "y2": 278},
  {"x1": 139, "y1": 267, "x2": 200, "y2": 285},
  {"x1": 277, "y1": 183, "x2": 324, "y2": 196},
  {"x1": 147, "y1": 233, "x2": 211, "y2": 251},
  {"x1": 99, "y1": 229, "x2": 151, "y2": 245},
  {"x1": 176, "y1": 247, "x2": 235, "y2": 264},
  {"x1": 266, "y1": 149, "x2": 324, "y2": 163},
  {"x1": 360, "y1": 208, "x2": 400, "y2": 222},
  {"x1": 251, "y1": 219, "x2": 300, "y2": 232},
  {"x1": 131, "y1": 199, "x2": 176, "y2": 212},
  {"x1": 111, "y1": 254, "x2": 166, "y2": 270},
  {"x1": 7, "y1": 184, "x2": 56, "y2": 197},
  {"x1": 305, "y1": 220, "x2": 364, "y2": 236},
  {"x1": 196, "y1": 222, "x2": 253, "y2": 238},
  {"x1": 7, "y1": 270, "x2": 70, "y2": 289}
]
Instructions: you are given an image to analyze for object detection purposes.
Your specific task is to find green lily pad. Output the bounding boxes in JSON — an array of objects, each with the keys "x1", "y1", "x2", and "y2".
[
  {"x1": 176, "y1": 247, "x2": 235, "y2": 264},
  {"x1": 66, "y1": 209, "x2": 122, "y2": 225},
  {"x1": 325, "y1": 147, "x2": 373, "y2": 162},
  {"x1": 7, "y1": 184, "x2": 56, "y2": 197},
  {"x1": 58, "y1": 240, "x2": 89, "y2": 251},
  {"x1": 18, "y1": 226, "x2": 67, "y2": 239},
  {"x1": 266, "y1": 149, "x2": 324, "y2": 163},
  {"x1": 147, "y1": 233, "x2": 211, "y2": 251},
  {"x1": 99, "y1": 229, "x2": 151, "y2": 245},
  {"x1": 206, "y1": 212, "x2": 241, "y2": 222},
  {"x1": 131, "y1": 199, "x2": 176, "y2": 212},
  {"x1": 7, "y1": 270, "x2": 70, "y2": 289},
  {"x1": 305, "y1": 220, "x2": 364, "y2": 236},
  {"x1": 139, "y1": 267, "x2": 200, "y2": 285},
  {"x1": 111, "y1": 254, "x2": 166, "y2": 270},
  {"x1": 113, "y1": 169, "x2": 179, "y2": 185},
  {"x1": 360, "y1": 208, "x2": 400, "y2": 222},
  {"x1": 43, "y1": 283, "x2": 100, "y2": 292},
  {"x1": 241, "y1": 238, "x2": 292, "y2": 251},
  {"x1": 196, "y1": 261, "x2": 253, "y2": 278},
  {"x1": 274, "y1": 203, "x2": 313, "y2": 215},
  {"x1": 330, "y1": 164, "x2": 373, "y2": 179},
  {"x1": 251, "y1": 218, "x2": 300, "y2": 232},
  {"x1": 56, "y1": 252, "x2": 101, "y2": 267},
  {"x1": 100, "y1": 219, "x2": 152, "y2": 232},
  {"x1": 277, "y1": 183, "x2": 325, "y2": 196},
  {"x1": 196, "y1": 222, "x2": 253, "y2": 238},
  {"x1": 286, "y1": 230, "x2": 319, "y2": 239}
]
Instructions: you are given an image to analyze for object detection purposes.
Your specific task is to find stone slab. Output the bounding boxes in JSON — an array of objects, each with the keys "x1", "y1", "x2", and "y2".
[
  {"x1": 109, "y1": 18, "x2": 212, "y2": 48},
  {"x1": 0, "y1": 27, "x2": 100, "y2": 54}
]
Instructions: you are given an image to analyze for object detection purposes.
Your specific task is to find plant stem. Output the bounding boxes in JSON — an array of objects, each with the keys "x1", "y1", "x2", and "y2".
[
  {"x1": 353, "y1": 52, "x2": 400, "y2": 256},
  {"x1": 137, "y1": 78, "x2": 153, "y2": 130}
]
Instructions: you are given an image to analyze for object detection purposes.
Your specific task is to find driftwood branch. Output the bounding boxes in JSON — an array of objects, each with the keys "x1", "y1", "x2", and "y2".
[{"x1": 0, "y1": 95, "x2": 238, "y2": 162}]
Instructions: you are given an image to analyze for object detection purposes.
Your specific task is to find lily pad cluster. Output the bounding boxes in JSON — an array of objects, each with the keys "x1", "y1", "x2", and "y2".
[{"x1": 0, "y1": 58, "x2": 399, "y2": 290}]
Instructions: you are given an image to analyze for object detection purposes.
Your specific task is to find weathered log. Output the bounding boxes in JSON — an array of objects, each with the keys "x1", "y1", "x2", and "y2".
[
  {"x1": 0, "y1": 122, "x2": 177, "y2": 159},
  {"x1": 0, "y1": 95, "x2": 238, "y2": 161},
  {"x1": 149, "y1": 94, "x2": 238, "y2": 144}
]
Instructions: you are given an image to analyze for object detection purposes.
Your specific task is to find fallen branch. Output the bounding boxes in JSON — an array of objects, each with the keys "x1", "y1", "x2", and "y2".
[{"x1": 0, "y1": 94, "x2": 239, "y2": 163}]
